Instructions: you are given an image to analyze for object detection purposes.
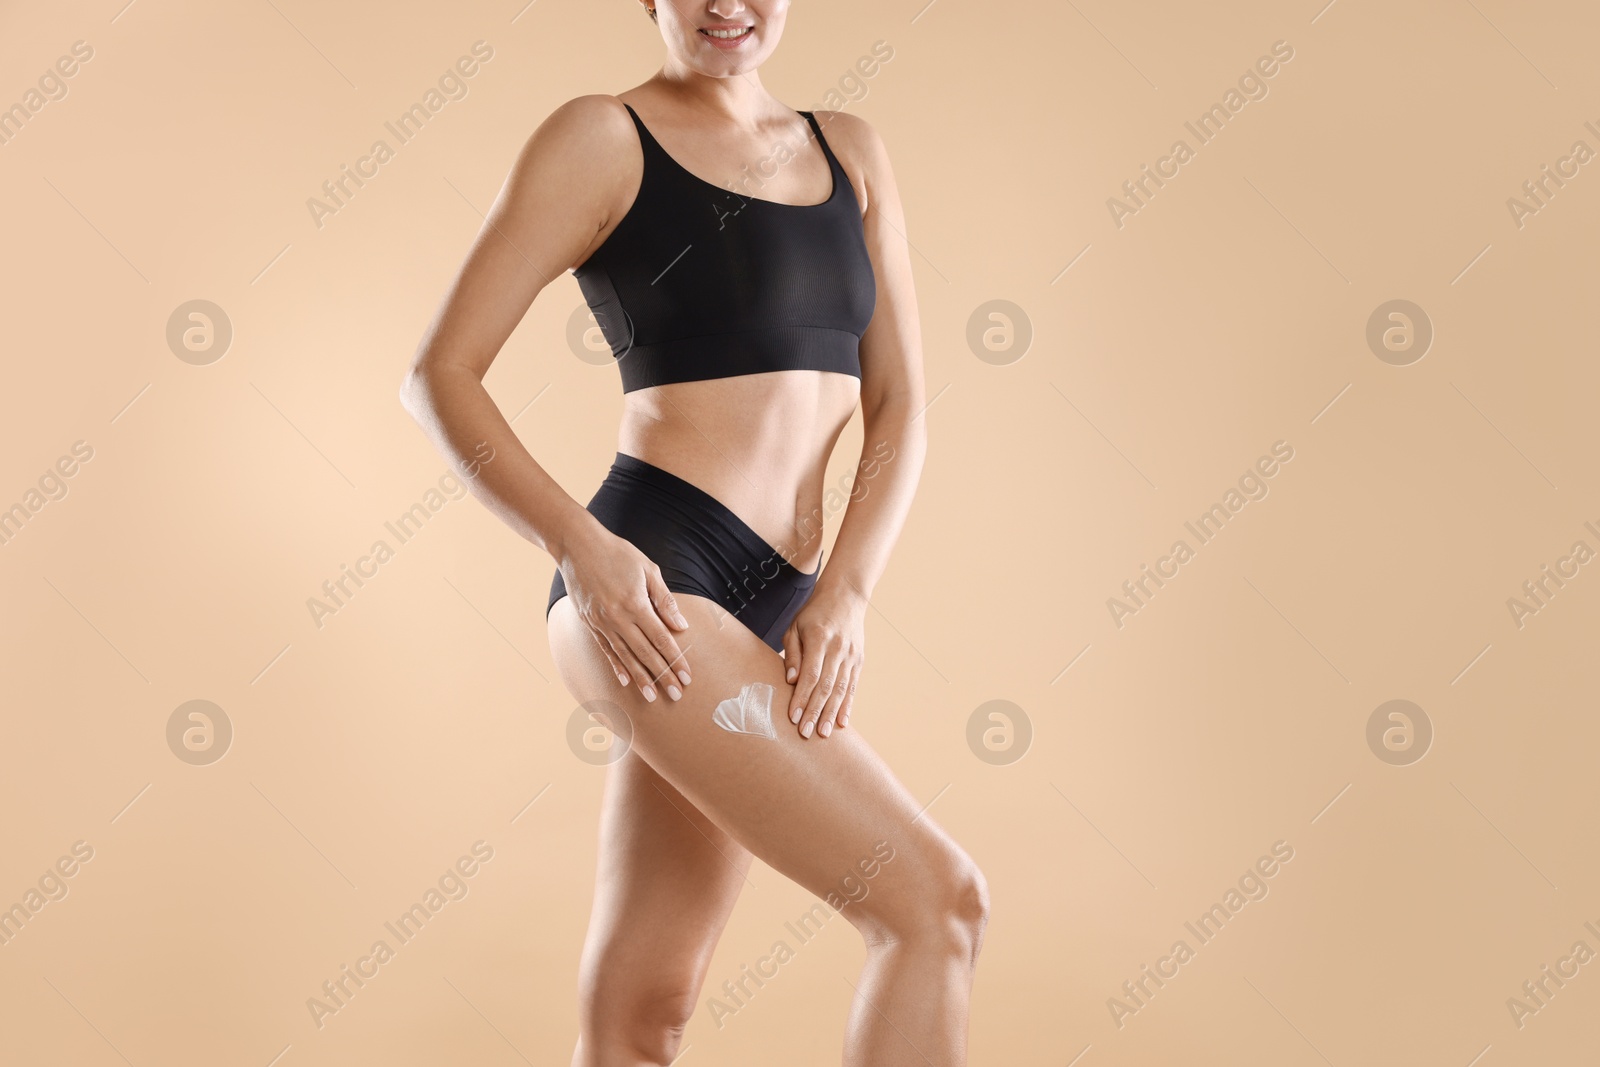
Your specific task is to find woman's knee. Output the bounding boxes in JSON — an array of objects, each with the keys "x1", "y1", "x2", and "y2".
[
  {"x1": 857, "y1": 852, "x2": 990, "y2": 959},
  {"x1": 943, "y1": 859, "x2": 990, "y2": 960},
  {"x1": 959, "y1": 862, "x2": 991, "y2": 960},
  {"x1": 578, "y1": 966, "x2": 698, "y2": 1062}
]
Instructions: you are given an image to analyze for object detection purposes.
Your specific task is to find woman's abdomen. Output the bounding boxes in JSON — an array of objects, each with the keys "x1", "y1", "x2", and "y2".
[{"x1": 617, "y1": 369, "x2": 860, "y2": 574}]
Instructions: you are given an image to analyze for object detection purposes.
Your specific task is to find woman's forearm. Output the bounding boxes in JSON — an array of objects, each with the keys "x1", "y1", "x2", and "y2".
[
  {"x1": 815, "y1": 404, "x2": 928, "y2": 604},
  {"x1": 399, "y1": 362, "x2": 600, "y2": 567}
]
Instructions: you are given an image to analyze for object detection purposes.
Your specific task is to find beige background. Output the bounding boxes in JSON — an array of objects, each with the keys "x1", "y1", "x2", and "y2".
[{"x1": 2, "y1": 0, "x2": 1596, "y2": 1063}]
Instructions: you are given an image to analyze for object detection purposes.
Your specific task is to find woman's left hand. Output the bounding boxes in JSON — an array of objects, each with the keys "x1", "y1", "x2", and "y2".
[{"x1": 781, "y1": 583, "x2": 868, "y2": 740}]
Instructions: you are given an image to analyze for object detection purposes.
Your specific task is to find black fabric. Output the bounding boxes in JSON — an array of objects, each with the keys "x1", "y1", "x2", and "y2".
[
  {"x1": 573, "y1": 103, "x2": 876, "y2": 393},
  {"x1": 546, "y1": 453, "x2": 821, "y2": 654}
]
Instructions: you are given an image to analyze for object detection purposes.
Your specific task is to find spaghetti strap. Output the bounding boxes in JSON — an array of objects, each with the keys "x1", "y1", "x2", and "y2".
[
  {"x1": 619, "y1": 101, "x2": 650, "y2": 141},
  {"x1": 799, "y1": 110, "x2": 842, "y2": 170}
]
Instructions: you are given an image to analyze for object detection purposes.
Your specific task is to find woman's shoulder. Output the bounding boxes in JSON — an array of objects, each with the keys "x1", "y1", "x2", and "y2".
[
  {"x1": 504, "y1": 95, "x2": 640, "y2": 188},
  {"x1": 806, "y1": 109, "x2": 891, "y2": 168},
  {"x1": 805, "y1": 110, "x2": 893, "y2": 209},
  {"x1": 491, "y1": 96, "x2": 644, "y2": 248},
  {"x1": 536, "y1": 94, "x2": 638, "y2": 144}
]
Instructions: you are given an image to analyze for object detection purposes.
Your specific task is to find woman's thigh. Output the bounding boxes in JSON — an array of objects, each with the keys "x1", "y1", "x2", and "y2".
[
  {"x1": 549, "y1": 594, "x2": 977, "y2": 933},
  {"x1": 575, "y1": 746, "x2": 753, "y2": 1009}
]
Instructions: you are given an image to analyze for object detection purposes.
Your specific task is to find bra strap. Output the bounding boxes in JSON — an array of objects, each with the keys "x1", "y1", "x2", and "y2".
[
  {"x1": 620, "y1": 102, "x2": 653, "y2": 146},
  {"x1": 800, "y1": 110, "x2": 844, "y2": 174}
]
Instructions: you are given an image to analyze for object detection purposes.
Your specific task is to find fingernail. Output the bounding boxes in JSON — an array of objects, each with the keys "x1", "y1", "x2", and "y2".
[
  {"x1": 791, "y1": 706, "x2": 802, "y2": 724},
  {"x1": 800, "y1": 720, "x2": 814, "y2": 738},
  {"x1": 786, "y1": 667, "x2": 797, "y2": 682},
  {"x1": 666, "y1": 684, "x2": 682, "y2": 701},
  {"x1": 642, "y1": 686, "x2": 656, "y2": 702},
  {"x1": 819, "y1": 722, "x2": 832, "y2": 737},
  {"x1": 677, "y1": 670, "x2": 691, "y2": 686}
]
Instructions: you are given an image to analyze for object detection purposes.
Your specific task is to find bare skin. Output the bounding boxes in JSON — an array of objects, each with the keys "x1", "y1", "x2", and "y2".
[{"x1": 400, "y1": 1, "x2": 986, "y2": 1063}]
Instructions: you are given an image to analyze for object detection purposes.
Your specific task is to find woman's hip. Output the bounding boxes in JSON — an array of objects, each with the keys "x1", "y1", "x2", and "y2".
[{"x1": 547, "y1": 452, "x2": 821, "y2": 653}]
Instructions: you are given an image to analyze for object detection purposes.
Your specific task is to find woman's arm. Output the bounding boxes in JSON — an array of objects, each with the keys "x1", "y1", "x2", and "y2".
[
  {"x1": 783, "y1": 111, "x2": 929, "y2": 738},
  {"x1": 399, "y1": 95, "x2": 696, "y2": 702}
]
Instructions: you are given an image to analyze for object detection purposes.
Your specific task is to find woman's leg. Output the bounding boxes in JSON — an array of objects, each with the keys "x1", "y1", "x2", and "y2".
[
  {"x1": 570, "y1": 745, "x2": 753, "y2": 1066},
  {"x1": 550, "y1": 595, "x2": 989, "y2": 1067}
]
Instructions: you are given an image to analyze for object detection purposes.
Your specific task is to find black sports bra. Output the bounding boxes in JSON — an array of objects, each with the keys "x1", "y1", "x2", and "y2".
[{"x1": 573, "y1": 102, "x2": 876, "y2": 393}]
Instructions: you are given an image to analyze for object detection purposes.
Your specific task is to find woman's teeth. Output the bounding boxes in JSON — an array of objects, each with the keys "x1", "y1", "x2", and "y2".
[{"x1": 703, "y1": 27, "x2": 751, "y2": 39}]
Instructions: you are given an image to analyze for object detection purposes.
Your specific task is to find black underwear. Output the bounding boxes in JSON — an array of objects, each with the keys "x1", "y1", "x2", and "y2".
[{"x1": 546, "y1": 453, "x2": 820, "y2": 654}]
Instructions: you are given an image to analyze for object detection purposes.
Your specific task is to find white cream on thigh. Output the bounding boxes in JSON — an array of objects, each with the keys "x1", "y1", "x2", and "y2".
[{"x1": 711, "y1": 682, "x2": 778, "y2": 740}]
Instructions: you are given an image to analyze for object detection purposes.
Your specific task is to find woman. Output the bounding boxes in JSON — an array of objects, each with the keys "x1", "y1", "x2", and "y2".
[{"x1": 400, "y1": 2, "x2": 987, "y2": 1063}]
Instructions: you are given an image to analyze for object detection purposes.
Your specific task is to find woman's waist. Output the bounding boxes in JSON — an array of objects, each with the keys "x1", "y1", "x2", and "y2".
[{"x1": 612, "y1": 423, "x2": 835, "y2": 573}]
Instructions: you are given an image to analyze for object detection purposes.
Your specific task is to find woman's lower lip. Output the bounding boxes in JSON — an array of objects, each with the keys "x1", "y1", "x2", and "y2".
[{"x1": 701, "y1": 28, "x2": 752, "y2": 49}]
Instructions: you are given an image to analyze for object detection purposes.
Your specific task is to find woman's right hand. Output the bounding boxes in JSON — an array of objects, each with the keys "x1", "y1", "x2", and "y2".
[{"x1": 558, "y1": 531, "x2": 692, "y2": 702}]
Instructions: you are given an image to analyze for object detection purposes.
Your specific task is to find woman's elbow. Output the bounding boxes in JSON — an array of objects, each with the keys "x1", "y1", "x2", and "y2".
[
  {"x1": 397, "y1": 364, "x2": 434, "y2": 419},
  {"x1": 863, "y1": 393, "x2": 927, "y2": 438}
]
